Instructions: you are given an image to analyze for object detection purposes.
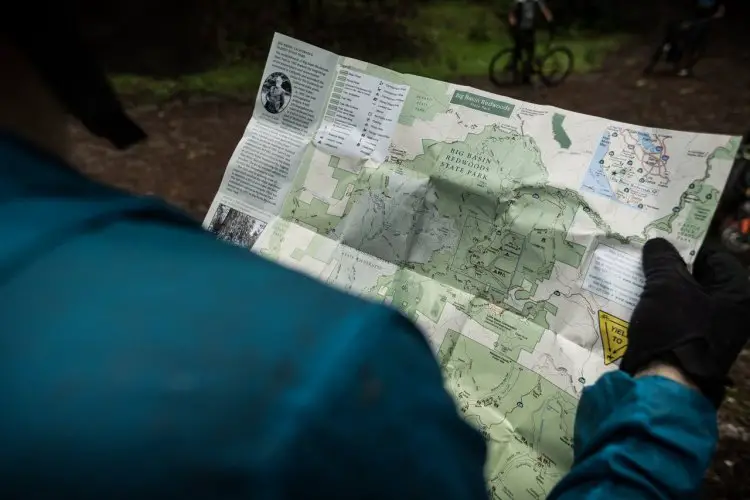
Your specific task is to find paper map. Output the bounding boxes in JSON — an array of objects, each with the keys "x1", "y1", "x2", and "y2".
[{"x1": 205, "y1": 34, "x2": 740, "y2": 499}]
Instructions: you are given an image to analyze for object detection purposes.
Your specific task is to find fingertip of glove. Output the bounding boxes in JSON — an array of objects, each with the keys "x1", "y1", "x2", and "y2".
[
  {"x1": 642, "y1": 238, "x2": 686, "y2": 275},
  {"x1": 643, "y1": 238, "x2": 677, "y2": 255}
]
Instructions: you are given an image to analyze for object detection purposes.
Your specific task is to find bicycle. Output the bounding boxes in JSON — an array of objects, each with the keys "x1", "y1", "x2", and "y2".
[{"x1": 488, "y1": 30, "x2": 574, "y2": 87}]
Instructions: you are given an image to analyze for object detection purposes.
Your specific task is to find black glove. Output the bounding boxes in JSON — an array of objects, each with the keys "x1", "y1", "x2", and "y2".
[{"x1": 621, "y1": 238, "x2": 750, "y2": 407}]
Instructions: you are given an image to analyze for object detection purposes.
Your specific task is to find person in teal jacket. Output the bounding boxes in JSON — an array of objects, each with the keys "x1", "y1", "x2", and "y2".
[{"x1": 2, "y1": 5, "x2": 749, "y2": 500}]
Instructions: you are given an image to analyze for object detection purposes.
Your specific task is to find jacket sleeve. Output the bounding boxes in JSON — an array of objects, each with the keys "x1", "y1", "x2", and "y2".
[{"x1": 549, "y1": 371, "x2": 718, "y2": 500}]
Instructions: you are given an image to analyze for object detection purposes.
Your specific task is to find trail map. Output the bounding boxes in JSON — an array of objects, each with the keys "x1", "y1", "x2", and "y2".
[{"x1": 205, "y1": 34, "x2": 739, "y2": 499}]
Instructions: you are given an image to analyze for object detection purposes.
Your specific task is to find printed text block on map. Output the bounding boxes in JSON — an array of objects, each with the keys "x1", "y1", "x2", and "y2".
[
  {"x1": 314, "y1": 68, "x2": 408, "y2": 162},
  {"x1": 450, "y1": 90, "x2": 515, "y2": 118},
  {"x1": 582, "y1": 244, "x2": 645, "y2": 310}
]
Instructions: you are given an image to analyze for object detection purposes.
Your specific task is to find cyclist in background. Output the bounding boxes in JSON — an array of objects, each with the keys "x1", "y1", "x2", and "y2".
[
  {"x1": 678, "y1": 0, "x2": 725, "y2": 76},
  {"x1": 508, "y1": 0, "x2": 554, "y2": 84}
]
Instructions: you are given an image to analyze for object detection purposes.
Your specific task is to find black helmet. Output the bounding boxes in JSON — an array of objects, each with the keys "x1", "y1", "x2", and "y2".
[{"x1": 1, "y1": 4, "x2": 145, "y2": 149}]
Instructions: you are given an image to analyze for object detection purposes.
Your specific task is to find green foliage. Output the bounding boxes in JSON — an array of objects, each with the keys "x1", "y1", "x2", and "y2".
[
  {"x1": 112, "y1": 65, "x2": 263, "y2": 102},
  {"x1": 389, "y1": 1, "x2": 623, "y2": 80},
  {"x1": 468, "y1": 16, "x2": 491, "y2": 43},
  {"x1": 109, "y1": 1, "x2": 624, "y2": 102}
]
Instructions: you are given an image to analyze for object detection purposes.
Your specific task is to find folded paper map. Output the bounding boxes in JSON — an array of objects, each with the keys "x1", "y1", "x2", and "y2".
[{"x1": 204, "y1": 33, "x2": 739, "y2": 499}]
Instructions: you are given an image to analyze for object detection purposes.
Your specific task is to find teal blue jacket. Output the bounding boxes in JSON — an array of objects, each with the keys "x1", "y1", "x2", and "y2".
[{"x1": 0, "y1": 135, "x2": 717, "y2": 499}]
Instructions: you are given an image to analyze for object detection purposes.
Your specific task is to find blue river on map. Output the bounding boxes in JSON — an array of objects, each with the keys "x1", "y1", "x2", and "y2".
[{"x1": 637, "y1": 132, "x2": 663, "y2": 154}]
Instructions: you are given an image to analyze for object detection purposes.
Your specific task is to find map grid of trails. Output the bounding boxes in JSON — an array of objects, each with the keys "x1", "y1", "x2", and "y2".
[{"x1": 205, "y1": 34, "x2": 740, "y2": 499}]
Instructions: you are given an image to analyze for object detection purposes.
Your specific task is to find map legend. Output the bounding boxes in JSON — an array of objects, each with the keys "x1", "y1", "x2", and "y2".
[{"x1": 314, "y1": 68, "x2": 408, "y2": 162}]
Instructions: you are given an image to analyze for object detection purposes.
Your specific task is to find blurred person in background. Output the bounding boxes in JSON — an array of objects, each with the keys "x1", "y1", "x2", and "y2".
[
  {"x1": 644, "y1": 0, "x2": 725, "y2": 76},
  {"x1": 508, "y1": 0, "x2": 554, "y2": 84},
  {"x1": 1, "y1": 3, "x2": 748, "y2": 499},
  {"x1": 679, "y1": 0, "x2": 725, "y2": 76}
]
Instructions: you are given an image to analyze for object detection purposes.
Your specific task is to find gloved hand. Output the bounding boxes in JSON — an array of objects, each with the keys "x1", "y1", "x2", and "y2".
[{"x1": 621, "y1": 238, "x2": 750, "y2": 407}]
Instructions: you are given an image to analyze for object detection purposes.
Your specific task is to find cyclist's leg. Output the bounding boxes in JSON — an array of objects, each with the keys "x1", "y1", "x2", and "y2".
[
  {"x1": 521, "y1": 30, "x2": 535, "y2": 83},
  {"x1": 677, "y1": 24, "x2": 701, "y2": 74},
  {"x1": 694, "y1": 24, "x2": 710, "y2": 56},
  {"x1": 665, "y1": 21, "x2": 681, "y2": 46},
  {"x1": 671, "y1": 20, "x2": 698, "y2": 64},
  {"x1": 511, "y1": 35, "x2": 522, "y2": 64},
  {"x1": 646, "y1": 22, "x2": 676, "y2": 73},
  {"x1": 681, "y1": 24, "x2": 709, "y2": 74},
  {"x1": 508, "y1": 34, "x2": 522, "y2": 82},
  {"x1": 665, "y1": 22, "x2": 683, "y2": 61}
]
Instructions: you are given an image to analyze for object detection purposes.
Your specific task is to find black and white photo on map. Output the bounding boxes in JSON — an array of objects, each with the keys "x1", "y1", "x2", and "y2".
[
  {"x1": 208, "y1": 204, "x2": 267, "y2": 250},
  {"x1": 261, "y1": 72, "x2": 292, "y2": 114}
]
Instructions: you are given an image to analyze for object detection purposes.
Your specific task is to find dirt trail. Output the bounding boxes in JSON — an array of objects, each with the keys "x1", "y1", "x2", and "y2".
[
  {"x1": 72, "y1": 45, "x2": 750, "y2": 217},
  {"x1": 71, "y1": 99, "x2": 253, "y2": 219},
  {"x1": 70, "y1": 41, "x2": 750, "y2": 499},
  {"x1": 462, "y1": 44, "x2": 750, "y2": 135}
]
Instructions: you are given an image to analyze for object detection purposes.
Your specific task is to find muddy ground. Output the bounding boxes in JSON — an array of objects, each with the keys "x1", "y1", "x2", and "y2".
[{"x1": 69, "y1": 41, "x2": 750, "y2": 498}]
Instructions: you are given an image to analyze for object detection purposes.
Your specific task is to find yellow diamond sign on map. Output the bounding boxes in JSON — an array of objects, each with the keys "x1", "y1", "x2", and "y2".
[{"x1": 598, "y1": 311, "x2": 629, "y2": 365}]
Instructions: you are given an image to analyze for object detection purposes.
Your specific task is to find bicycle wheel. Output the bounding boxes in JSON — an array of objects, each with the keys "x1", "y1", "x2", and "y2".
[
  {"x1": 489, "y1": 48, "x2": 517, "y2": 87},
  {"x1": 538, "y1": 47, "x2": 574, "y2": 87}
]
